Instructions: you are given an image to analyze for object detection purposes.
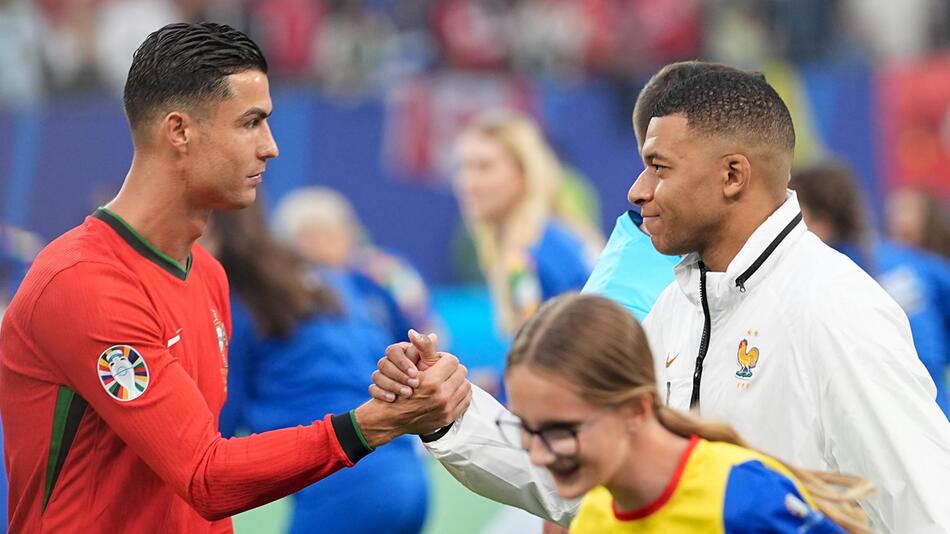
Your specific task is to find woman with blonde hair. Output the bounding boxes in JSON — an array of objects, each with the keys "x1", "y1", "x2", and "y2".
[
  {"x1": 454, "y1": 110, "x2": 603, "y2": 334},
  {"x1": 500, "y1": 293, "x2": 873, "y2": 533}
]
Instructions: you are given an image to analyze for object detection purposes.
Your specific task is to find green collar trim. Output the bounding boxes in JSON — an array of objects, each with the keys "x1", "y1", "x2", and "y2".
[{"x1": 93, "y1": 207, "x2": 192, "y2": 280}]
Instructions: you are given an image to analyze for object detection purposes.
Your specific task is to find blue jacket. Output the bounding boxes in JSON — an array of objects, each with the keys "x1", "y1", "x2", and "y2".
[{"x1": 582, "y1": 211, "x2": 679, "y2": 320}]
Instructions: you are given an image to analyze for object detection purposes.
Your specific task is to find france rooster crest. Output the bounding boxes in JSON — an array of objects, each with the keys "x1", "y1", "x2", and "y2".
[{"x1": 735, "y1": 338, "x2": 760, "y2": 380}]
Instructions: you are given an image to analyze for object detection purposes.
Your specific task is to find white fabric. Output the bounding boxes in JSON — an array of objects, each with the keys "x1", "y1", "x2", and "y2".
[{"x1": 426, "y1": 191, "x2": 950, "y2": 533}]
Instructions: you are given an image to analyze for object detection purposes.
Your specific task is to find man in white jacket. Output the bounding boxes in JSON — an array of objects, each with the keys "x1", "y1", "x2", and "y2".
[{"x1": 374, "y1": 66, "x2": 950, "y2": 533}]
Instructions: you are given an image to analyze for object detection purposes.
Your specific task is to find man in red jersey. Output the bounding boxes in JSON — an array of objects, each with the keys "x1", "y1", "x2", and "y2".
[{"x1": 0, "y1": 22, "x2": 471, "y2": 533}]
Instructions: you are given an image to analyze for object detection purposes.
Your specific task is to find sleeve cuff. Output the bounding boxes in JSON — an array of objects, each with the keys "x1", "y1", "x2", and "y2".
[
  {"x1": 419, "y1": 423, "x2": 454, "y2": 443},
  {"x1": 331, "y1": 411, "x2": 374, "y2": 464}
]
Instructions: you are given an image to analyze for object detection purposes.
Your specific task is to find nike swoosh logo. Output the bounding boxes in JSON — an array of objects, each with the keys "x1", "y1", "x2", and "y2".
[
  {"x1": 665, "y1": 353, "x2": 678, "y2": 368},
  {"x1": 167, "y1": 328, "x2": 183, "y2": 348}
]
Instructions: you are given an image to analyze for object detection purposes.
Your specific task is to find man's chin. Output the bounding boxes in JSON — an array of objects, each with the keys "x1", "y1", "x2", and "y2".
[
  {"x1": 217, "y1": 192, "x2": 258, "y2": 211},
  {"x1": 649, "y1": 236, "x2": 678, "y2": 256}
]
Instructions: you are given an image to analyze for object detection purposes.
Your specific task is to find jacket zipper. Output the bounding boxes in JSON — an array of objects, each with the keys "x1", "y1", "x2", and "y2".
[
  {"x1": 690, "y1": 262, "x2": 711, "y2": 411},
  {"x1": 687, "y1": 212, "x2": 802, "y2": 409},
  {"x1": 735, "y1": 212, "x2": 803, "y2": 292}
]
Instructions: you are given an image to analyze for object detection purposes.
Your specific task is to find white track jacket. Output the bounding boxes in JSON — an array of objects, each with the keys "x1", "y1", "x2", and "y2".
[{"x1": 423, "y1": 192, "x2": 950, "y2": 533}]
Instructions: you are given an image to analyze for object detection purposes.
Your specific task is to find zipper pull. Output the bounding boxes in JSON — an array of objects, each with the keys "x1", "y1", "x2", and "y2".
[{"x1": 736, "y1": 279, "x2": 747, "y2": 293}]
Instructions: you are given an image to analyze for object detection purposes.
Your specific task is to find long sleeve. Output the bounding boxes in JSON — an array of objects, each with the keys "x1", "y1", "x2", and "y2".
[
  {"x1": 31, "y1": 262, "x2": 371, "y2": 520},
  {"x1": 808, "y1": 286, "x2": 950, "y2": 533},
  {"x1": 423, "y1": 385, "x2": 579, "y2": 526}
]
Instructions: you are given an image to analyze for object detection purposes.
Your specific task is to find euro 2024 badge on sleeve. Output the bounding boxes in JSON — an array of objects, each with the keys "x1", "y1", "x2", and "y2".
[{"x1": 98, "y1": 344, "x2": 150, "y2": 401}]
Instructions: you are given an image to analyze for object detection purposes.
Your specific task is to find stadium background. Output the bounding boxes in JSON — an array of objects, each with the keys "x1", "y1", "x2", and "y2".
[{"x1": 1, "y1": 1, "x2": 948, "y2": 532}]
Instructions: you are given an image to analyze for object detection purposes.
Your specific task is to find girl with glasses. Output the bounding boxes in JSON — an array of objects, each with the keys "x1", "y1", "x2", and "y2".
[{"x1": 501, "y1": 293, "x2": 872, "y2": 533}]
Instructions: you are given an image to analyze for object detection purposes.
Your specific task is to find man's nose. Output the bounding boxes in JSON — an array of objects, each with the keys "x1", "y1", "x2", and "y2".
[{"x1": 627, "y1": 167, "x2": 655, "y2": 207}]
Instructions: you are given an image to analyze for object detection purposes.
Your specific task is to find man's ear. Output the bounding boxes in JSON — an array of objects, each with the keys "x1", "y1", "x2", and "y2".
[
  {"x1": 161, "y1": 111, "x2": 195, "y2": 153},
  {"x1": 722, "y1": 153, "x2": 752, "y2": 200}
]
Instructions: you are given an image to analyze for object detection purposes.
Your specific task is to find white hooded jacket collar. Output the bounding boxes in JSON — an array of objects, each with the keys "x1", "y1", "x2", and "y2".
[{"x1": 673, "y1": 190, "x2": 807, "y2": 311}]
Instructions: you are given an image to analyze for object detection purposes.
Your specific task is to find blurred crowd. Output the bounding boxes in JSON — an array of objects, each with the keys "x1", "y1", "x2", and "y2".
[{"x1": 3, "y1": 0, "x2": 950, "y2": 105}]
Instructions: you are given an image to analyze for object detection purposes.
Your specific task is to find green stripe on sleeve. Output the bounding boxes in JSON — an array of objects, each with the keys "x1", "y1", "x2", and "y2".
[{"x1": 43, "y1": 386, "x2": 88, "y2": 512}]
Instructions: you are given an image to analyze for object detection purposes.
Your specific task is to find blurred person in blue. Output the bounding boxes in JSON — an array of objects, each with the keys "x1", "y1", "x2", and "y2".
[
  {"x1": 0, "y1": 224, "x2": 43, "y2": 534},
  {"x1": 452, "y1": 110, "x2": 603, "y2": 335},
  {"x1": 885, "y1": 186, "x2": 950, "y2": 259},
  {"x1": 204, "y1": 204, "x2": 429, "y2": 534},
  {"x1": 791, "y1": 160, "x2": 950, "y2": 417},
  {"x1": 272, "y1": 185, "x2": 440, "y2": 340}
]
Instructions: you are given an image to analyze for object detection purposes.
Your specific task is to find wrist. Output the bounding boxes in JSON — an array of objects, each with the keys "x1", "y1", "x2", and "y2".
[{"x1": 353, "y1": 400, "x2": 401, "y2": 449}]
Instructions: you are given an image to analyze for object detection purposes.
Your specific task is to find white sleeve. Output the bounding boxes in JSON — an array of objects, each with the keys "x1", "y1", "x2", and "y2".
[
  {"x1": 422, "y1": 385, "x2": 580, "y2": 526},
  {"x1": 811, "y1": 290, "x2": 950, "y2": 534}
]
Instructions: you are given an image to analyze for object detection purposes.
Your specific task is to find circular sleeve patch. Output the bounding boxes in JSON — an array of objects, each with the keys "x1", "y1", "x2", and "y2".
[{"x1": 97, "y1": 345, "x2": 150, "y2": 402}]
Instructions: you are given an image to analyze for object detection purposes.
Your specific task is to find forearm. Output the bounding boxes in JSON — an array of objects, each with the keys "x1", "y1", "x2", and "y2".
[{"x1": 186, "y1": 413, "x2": 367, "y2": 520}]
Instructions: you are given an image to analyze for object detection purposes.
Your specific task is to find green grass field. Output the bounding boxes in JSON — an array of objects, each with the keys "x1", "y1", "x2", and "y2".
[{"x1": 233, "y1": 458, "x2": 507, "y2": 534}]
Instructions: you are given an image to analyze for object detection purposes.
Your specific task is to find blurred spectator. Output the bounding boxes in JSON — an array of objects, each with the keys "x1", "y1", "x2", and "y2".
[
  {"x1": 4, "y1": 0, "x2": 949, "y2": 99},
  {"x1": 314, "y1": 0, "x2": 397, "y2": 95},
  {"x1": 507, "y1": 0, "x2": 589, "y2": 78},
  {"x1": 38, "y1": 0, "x2": 104, "y2": 93},
  {"x1": 844, "y1": 0, "x2": 945, "y2": 61},
  {"x1": 206, "y1": 204, "x2": 430, "y2": 534},
  {"x1": 886, "y1": 186, "x2": 950, "y2": 259},
  {"x1": 791, "y1": 161, "x2": 950, "y2": 418},
  {"x1": 453, "y1": 110, "x2": 602, "y2": 335},
  {"x1": 703, "y1": 0, "x2": 772, "y2": 68},
  {"x1": 272, "y1": 186, "x2": 441, "y2": 338},
  {"x1": 0, "y1": 0, "x2": 45, "y2": 106},
  {"x1": 249, "y1": 0, "x2": 326, "y2": 78},
  {"x1": 96, "y1": 0, "x2": 190, "y2": 93},
  {"x1": 431, "y1": 0, "x2": 511, "y2": 71}
]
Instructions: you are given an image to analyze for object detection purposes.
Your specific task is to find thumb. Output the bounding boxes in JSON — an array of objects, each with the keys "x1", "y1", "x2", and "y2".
[{"x1": 409, "y1": 329, "x2": 440, "y2": 366}]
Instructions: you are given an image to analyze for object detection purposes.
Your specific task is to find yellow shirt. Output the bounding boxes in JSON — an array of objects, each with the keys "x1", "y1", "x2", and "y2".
[{"x1": 569, "y1": 437, "x2": 841, "y2": 534}]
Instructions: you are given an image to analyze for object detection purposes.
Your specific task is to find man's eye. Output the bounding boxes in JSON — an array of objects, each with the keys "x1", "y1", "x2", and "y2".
[{"x1": 246, "y1": 119, "x2": 260, "y2": 128}]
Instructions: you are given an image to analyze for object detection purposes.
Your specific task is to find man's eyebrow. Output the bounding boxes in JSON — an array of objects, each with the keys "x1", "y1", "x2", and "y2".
[
  {"x1": 238, "y1": 107, "x2": 271, "y2": 121},
  {"x1": 641, "y1": 148, "x2": 670, "y2": 164}
]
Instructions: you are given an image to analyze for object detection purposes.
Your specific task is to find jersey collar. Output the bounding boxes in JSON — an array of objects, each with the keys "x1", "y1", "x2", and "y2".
[{"x1": 93, "y1": 208, "x2": 192, "y2": 280}]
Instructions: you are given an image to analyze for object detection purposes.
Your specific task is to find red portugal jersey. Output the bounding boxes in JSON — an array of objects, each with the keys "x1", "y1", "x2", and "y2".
[{"x1": 0, "y1": 209, "x2": 371, "y2": 533}]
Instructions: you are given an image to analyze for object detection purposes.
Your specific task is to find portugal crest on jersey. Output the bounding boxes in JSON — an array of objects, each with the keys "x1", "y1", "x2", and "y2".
[
  {"x1": 98, "y1": 345, "x2": 150, "y2": 401},
  {"x1": 211, "y1": 308, "x2": 228, "y2": 366}
]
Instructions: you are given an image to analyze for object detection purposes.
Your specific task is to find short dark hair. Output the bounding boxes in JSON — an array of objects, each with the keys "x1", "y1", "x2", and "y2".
[
  {"x1": 650, "y1": 69, "x2": 795, "y2": 152},
  {"x1": 790, "y1": 160, "x2": 868, "y2": 244},
  {"x1": 632, "y1": 61, "x2": 766, "y2": 146},
  {"x1": 123, "y1": 22, "x2": 268, "y2": 130}
]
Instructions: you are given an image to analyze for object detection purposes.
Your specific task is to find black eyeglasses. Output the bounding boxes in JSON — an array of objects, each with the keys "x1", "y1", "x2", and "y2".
[{"x1": 495, "y1": 413, "x2": 605, "y2": 458}]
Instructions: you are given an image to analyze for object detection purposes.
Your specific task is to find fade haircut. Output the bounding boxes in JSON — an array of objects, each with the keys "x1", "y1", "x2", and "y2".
[
  {"x1": 123, "y1": 22, "x2": 268, "y2": 130},
  {"x1": 632, "y1": 61, "x2": 766, "y2": 147},
  {"x1": 650, "y1": 69, "x2": 795, "y2": 153}
]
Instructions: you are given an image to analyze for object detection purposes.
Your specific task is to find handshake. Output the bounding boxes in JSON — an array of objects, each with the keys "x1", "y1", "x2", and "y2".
[{"x1": 352, "y1": 330, "x2": 472, "y2": 448}]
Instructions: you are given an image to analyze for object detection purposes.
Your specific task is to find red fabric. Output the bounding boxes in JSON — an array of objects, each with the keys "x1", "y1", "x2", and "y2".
[{"x1": 0, "y1": 216, "x2": 352, "y2": 533}]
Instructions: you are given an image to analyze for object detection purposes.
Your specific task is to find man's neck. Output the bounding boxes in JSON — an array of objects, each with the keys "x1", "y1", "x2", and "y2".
[
  {"x1": 699, "y1": 194, "x2": 786, "y2": 272},
  {"x1": 104, "y1": 161, "x2": 207, "y2": 266}
]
